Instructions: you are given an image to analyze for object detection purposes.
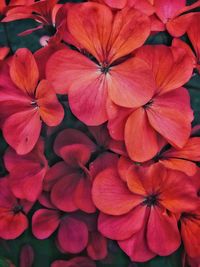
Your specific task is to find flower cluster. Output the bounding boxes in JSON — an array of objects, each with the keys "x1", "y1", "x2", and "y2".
[{"x1": 0, "y1": 0, "x2": 200, "y2": 266}]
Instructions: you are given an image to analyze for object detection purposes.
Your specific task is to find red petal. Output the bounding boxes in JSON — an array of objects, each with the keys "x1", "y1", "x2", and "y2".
[
  {"x1": 98, "y1": 205, "x2": 146, "y2": 240},
  {"x1": 147, "y1": 88, "x2": 193, "y2": 149},
  {"x1": 51, "y1": 173, "x2": 79, "y2": 212},
  {"x1": 0, "y1": 211, "x2": 28, "y2": 239},
  {"x1": 4, "y1": 138, "x2": 46, "y2": 172},
  {"x1": 67, "y1": 2, "x2": 112, "y2": 63},
  {"x1": 181, "y1": 215, "x2": 200, "y2": 258},
  {"x1": 59, "y1": 144, "x2": 91, "y2": 167},
  {"x1": 54, "y1": 128, "x2": 96, "y2": 157},
  {"x1": 8, "y1": 165, "x2": 46, "y2": 202},
  {"x1": 87, "y1": 231, "x2": 107, "y2": 260},
  {"x1": 57, "y1": 216, "x2": 88, "y2": 253},
  {"x1": 32, "y1": 209, "x2": 61, "y2": 239},
  {"x1": 160, "y1": 170, "x2": 198, "y2": 213},
  {"x1": 118, "y1": 207, "x2": 156, "y2": 262},
  {"x1": 125, "y1": 108, "x2": 159, "y2": 162},
  {"x1": 187, "y1": 14, "x2": 200, "y2": 62},
  {"x1": 43, "y1": 162, "x2": 73, "y2": 191},
  {"x1": 160, "y1": 158, "x2": 198, "y2": 177},
  {"x1": 147, "y1": 207, "x2": 181, "y2": 256},
  {"x1": 36, "y1": 80, "x2": 64, "y2": 126},
  {"x1": 92, "y1": 168, "x2": 142, "y2": 215},
  {"x1": 34, "y1": 43, "x2": 67, "y2": 80},
  {"x1": 0, "y1": 47, "x2": 9, "y2": 60},
  {"x1": 154, "y1": 0, "x2": 185, "y2": 23},
  {"x1": 0, "y1": 178, "x2": 17, "y2": 208},
  {"x1": 108, "y1": 57, "x2": 155, "y2": 108},
  {"x1": 135, "y1": 45, "x2": 193, "y2": 94},
  {"x1": 74, "y1": 178, "x2": 96, "y2": 213},
  {"x1": 89, "y1": 152, "x2": 118, "y2": 179},
  {"x1": 3, "y1": 109, "x2": 41, "y2": 155},
  {"x1": 106, "y1": 8, "x2": 150, "y2": 63},
  {"x1": 10, "y1": 48, "x2": 39, "y2": 95}
]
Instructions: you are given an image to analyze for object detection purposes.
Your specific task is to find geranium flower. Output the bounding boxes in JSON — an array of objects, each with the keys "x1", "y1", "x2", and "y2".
[
  {"x1": 108, "y1": 45, "x2": 194, "y2": 162},
  {"x1": 2, "y1": 0, "x2": 65, "y2": 40},
  {"x1": 43, "y1": 128, "x2": 97, "y2": 213},
  {"x1": 4, "y1": 139, "x2": 48, "y2": 202},
  {"x1": 92, "y1": 163, "x2": 198, "y2": 262},
  {"x1": 0, "y1": 178, "x2": 33, "y2": 239},
  {"x1": 153, "y1": 0, "x2": 200, "y2": 37},
  {"x1": 0, "y1": 48, "x2": 64, "y2": 155},
  {"x1": 46, "y1": 2, "x2": 155, "y2": 125},
  {"x1": 51, "y1": 257, "x2": 96, "y2": 267},
  {"x1": 0, "y1": 0, "x2": 34, "y2": 19},
  {"x1": 32, "y1": 195, "x2": 88, "y2": 255},
  {"x1": 32, "y1": 193, "x2": 107, "y2": 259}
]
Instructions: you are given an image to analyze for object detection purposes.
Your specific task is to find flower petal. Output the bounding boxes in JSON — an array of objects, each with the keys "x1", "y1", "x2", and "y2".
[
  {"x1": 147, "y1": 88, "x2": 193, "y2": 149},
  {"x1": 32, "y1": 209, "x2": 61, "y2": 239},
  {"x1": 10, "y1": 48, "x2": 39, "y2": 95},
  {"x1": 67, "y1": 2, "x2": 112, "y2": 63},
  {"x1": 57, "y1": 216, "x2": 88, "y2": 253},
  {"x1": 87, "y1": 231, "x2": 107, "y2": 260},
  {"x1": 147, "y1": 206, "x2": 181, "y2": 256},
  {"x1": 36, "y1": 80, "x2": 64, "y2": 126},
  {"x1": 92, "y1": 168, "x2": 142, "y2": 215},
  {"x1": 2, "y1": 109, "x2": 41, "y2": 155},
  {"x1": 107, "y1": 57, "x2": 155, "y2": 108},
  {"x1": 125, "y1": 108, "x2": 159, "y2": 162},
  {"x1": 51, "y1": 173, "x2": 79, "y2": 212},
  {"x1": 98, "y1": 205, "x2": 146, "y2": 240}
]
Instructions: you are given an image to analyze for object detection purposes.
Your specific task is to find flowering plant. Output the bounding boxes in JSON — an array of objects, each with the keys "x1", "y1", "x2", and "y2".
[{"x1": 0, "y1": 0, "x2": 200, "y2": 266}]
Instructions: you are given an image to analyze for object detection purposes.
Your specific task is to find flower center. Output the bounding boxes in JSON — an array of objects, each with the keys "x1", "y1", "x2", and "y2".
[
  {"x1": 30, "y1": 100, "x2": 38, "y2": 107},
  {"x1": 143, "y1": 99, "x2": 153, "y2": 109},
  {"x1": 100, "y1": 62, "x2": 110, "y2": 74},
  {"x1": 143, "y1": 194, "x2": 158, "y2": 207},
  {"x1": 13, "y1": 205, "x2": 23, "y2": 214}
]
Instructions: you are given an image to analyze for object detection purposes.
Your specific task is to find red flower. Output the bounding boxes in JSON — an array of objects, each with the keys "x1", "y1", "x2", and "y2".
[
  {"x1": 46, "y1": 2, "x2": 155, "y2": 125},
  {"x1": 0, "y1": 178, "x2": 33, "y2": 239},
  {"x1": 108, "y1": 45, "x2": 194, "y2": 162},
  {"x1": 153, "y1": 0, "x2": 200, "y2": 37},
  {"x1": 0, "y1": 48, "x2": 64, "y2": 154},
  {"x1": 4, "y1": 139, "x2": 48, "y2": 201},
  {"x1": 32, "y1": 193, "x2": 107, "y2": 259},
  {"x1": 32, "y1": 193, "x2": 88, "y2": 254},
  {"x1": 44, "y1": 128, "x2": 97, "y2": 213},
  {"x1": 2, "y1": 0, "x2": 65, "y2": 40},
  {"x1": 51, "y1": 257, "x2": 96, "y2": 267},
  {"x1": 92, "y1": 163, "x2": 198, "y2": 261}
]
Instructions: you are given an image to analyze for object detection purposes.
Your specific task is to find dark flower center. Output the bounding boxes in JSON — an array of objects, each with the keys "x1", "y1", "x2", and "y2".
[
  {"x1": 101, "y1": 65, "x2": 110, "y2": 74},
  {"x1": 30, "y1": 100, "x2": 38, "y2": 107},
  {"x1": 143, "y1": 194, "x2": 158, "y2": 207},
  {"x1": 143, "y1": 99, "x2": 153, "y2": 109},
  {"x1": 13, "y1": 205, "x2": 23, "y2": 214}
]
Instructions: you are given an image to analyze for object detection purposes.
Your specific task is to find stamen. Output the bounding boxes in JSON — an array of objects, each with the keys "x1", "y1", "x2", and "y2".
[
  {"x1": 143, "y1": 99, "x2": 153, "y2": 109},
  {"x1": 13, "y1": 205, "x2": 23, "y2": 214},
  {"x1": 143, "y1": 194, "x2": 158, "y2": 207}
]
